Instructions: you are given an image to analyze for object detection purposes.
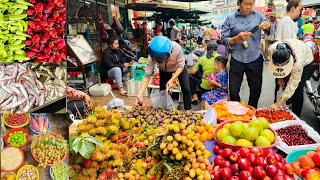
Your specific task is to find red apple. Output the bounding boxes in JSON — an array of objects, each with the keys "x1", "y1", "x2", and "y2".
[
  {"x1": 252, "y1": 166, "x2": 267, "y2": 179},
  {"x1": 301, "y1": 169, "x2": 320, "y2": 179},
  {"x1": 262, "y1": 149, "x2": 275, "y2": 157},
  {"x1": 222, "y1": 148, "x2": 233, "y2": 159},
  {"x1": 266, "y1": 165, "x2": 278, "y2": 177},
  {"x1": 312, "y1": 152, "x2": 320, "y2": 166},
  {"x1": 214, "y1": 155, "x2": 226, "y2": 166},
  {"x1": 239, "y1": 158, "x2": 251, "y2": 171},
  {"x1": 250, "y1": 148, "x2": 262, "y2": 156},
  {"x1": 248, "y1": 166, "x2": 254, "y2": 173},
  {"x1": 284, "y1": 163, "x2": 295, "y2": 175},
  {"x1": 247, "y1": 153, "x2": 258, "y2": 166},
  {"x1": 239, "y1": 147, "x2": 250, "y2": 158},
  {"x1": 276, "y1": 163, "x2": 285, "y2": 171},
  {"x1": 239, "y1": 171, "x2": 252, "y2": 180},
  {"x1": 222, "y1": 160, "x2": 231, "y2": 168},
  {"x1": 211, "y1": 169, "x2": 221, "y2": 180},
  {"x1": 230, "y1": 164, "x2": 240, "y2": 176},
  {"x1": 218, "y1": 149, "x2": 223, "y2": 155},
  {"x1": 229, "y1": 152, "x2": 241, "y2": 163},
  {"x1": 263, "y1": 176, "x2": 273, "y2": 180},
  {"x1": 266, "y1": 154, "x2": 278, "y2": 165},
  {"x1": 273, "y1": 175, "x2": 286, "y2": 180},
  {"x1": 257, "y1": 157, "x2": 267, "y2": 168},
  {"x1": 213, "y1": 145, "x2": 221, "y2": 155},
  {"x1": 230, "y1": 176, "x2": 240, "y2": 180},
  {"x1": 275, "y1": 154, "x2": 283, "y2": 162},
  {"x1": 220, "y1": 167, "x2": 232, "y2": 179},
  {"x1": 247, "y1": 177, "x2": 256, "y2": 180}
]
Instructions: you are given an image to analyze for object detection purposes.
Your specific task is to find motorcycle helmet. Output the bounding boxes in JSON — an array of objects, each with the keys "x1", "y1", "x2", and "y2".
[
  {"x1": 149, "y1": 36, "x2": 172, "y2": 63},
  {"x1": 306, "y1": 16, "x2": 313, "y2": 23}
]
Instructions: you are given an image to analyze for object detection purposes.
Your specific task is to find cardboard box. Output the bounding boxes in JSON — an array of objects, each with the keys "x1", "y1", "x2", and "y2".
[{"x1": 127, "y1": 79, "x2": 148, "y2": 97}]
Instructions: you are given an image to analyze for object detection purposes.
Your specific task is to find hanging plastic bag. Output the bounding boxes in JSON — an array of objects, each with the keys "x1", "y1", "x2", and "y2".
[
  {"x1": 150, "y1": 88, "x2": 174, "y2": 110},
  {"x1": 276, "y1": 87, "x2": 287, "y2": 110},
  {"x1": 203, "y1": 106, "x2": 217, "y2": 127}
]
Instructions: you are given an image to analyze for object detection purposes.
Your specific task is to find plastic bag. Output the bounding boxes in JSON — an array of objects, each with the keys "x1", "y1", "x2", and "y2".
[
  {"x1": 276, "y1": 87, "x2": 286, "y2": 110},
  {"x1": 150, "y1": 88, "x2": 174, "y2": 110},
  {"x1": 107, "y1": 91, "x2": 124, "y2": 108},
  {"x1": 203, "y1": 106, "x2": 217, "y2": 126}
]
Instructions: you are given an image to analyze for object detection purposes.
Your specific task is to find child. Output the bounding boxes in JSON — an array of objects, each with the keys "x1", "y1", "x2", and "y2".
[{"x1": 201, "y1": 56, "x2": 228, "y2": 109}]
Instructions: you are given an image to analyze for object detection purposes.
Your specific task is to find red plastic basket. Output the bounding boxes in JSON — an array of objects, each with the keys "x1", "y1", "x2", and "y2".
[
  {"x1": 31, "y1": 133, "x2": 67, "y2": 167},
  {"x1": 0, "y1": 147, "x2": 25, "y2": 172},
  {"x1": 4, "y1": 128, "x2": 29, "y2": 148},
  {"x1": 213, "y1": 120, "x2": 279, "y2": 151}
]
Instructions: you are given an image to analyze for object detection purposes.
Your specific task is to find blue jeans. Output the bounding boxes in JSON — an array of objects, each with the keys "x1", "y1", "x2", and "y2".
[{"x1": 107, "y1": 67, "x2": 135, "y2": 88}]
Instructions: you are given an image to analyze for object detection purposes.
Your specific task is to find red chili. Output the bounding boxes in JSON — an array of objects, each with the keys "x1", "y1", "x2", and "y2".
[
  {"x1": 26, "y1": 51, "x2": 36, "y2": 58},
  {"x1": 32, "y1": 34, "x2": 40, "y2": 44},
  {"x1": 26, "y1": 28, "x2": 33, "y2": 35},
  {"x1": 25, "y1": 40, "x2": 32, "y2": 46},
  {"x1": 34, "y1": 3, "x2": 44, "y2": 13},
  {"x1": 28, "y1": 21, "x2": 36, "y2": 29},
  {"x1": 27, "y1": 9, "x2": 35, "y2": 16},
  {"x1": 44, "y1": 0, "x2": 55, "y2": 13}
]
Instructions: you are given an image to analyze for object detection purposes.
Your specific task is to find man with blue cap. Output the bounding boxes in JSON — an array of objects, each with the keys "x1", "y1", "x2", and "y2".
[{"x1": 135, "y1": 36, "x2": 192, "y2": 110}]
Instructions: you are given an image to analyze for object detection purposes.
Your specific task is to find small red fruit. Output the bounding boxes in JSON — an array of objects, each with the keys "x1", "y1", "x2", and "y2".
[
  {"x1": 220, "y1": 167, "x2": 232, "y2": 179},
  {"x1": 230, "y1": 176, "x2": 240, "y2": 180},
  {"x1": 284, "y1": 163, "x2": 295, "y2": 175},
  {"x1": 83, "y1": 159, "x2": 91, "y2": 168},
  {"x1": 239, "y1": 171, "x2": 252, "y2": 180},
  {"x1": 222, "y1": 160, "x2": 231, "y2": 168},
  {"x1": 106, "y1": 169, "x2": 113, "y2": 177},
  {"x1": 230, "y1": 164, "x2": 240, "y2": 176},
  {"x1": 250, "y1": 147, "x2": 262, "y2": 156},
  {"x1": 239, "y1": 147, "x2": 250, "y2": 158},
  {"x1": 273, "y1": 175, "x2": 286, "y2": 180},
  {"x1": 275, "y1": 154, "x2": 283, "y2": 162},
  {"x1": 213, "y1": 145, "x2": 221, "y2": 155},
  {"x1": 222, "y1": 148, "x2": 233, "y2": 159},
  {"x1": 266, "y1": 154, "x2": 278, "y2": 165},
  {"x1": 214, "y1": 155, "x2": 226, "y2": 166},
  {"x1": 248, "y1": 166, "x2": 254, "y2": 173},
  {"x1": 211, "y1": 169, "x2": 221, "y2": 180},
  {"x1": 229, "y1": 152, "x2": 241, "y2": 163},
  {"x1": 252, "y1": 166, "x2": 267, "y2": 179},
  {"x1": 276, "y1": 163, "x2": 285, "y2": 171},
  {"x1": 247, "y1": 153, "x2": 258, "y2": 166},
  {"x1": 312, "y1": 152, "x2": 320, "y2": 166},
  {"x1": 265, "y1": 165, "x2": 278, "y2": 177},
  {"x1": 262, "y1": 149, "x2": 275, "y2": 157},
  {"x1": 263, "y1": 176, "x2": 273, "y2": 180},
  {"x1": 238, "y1": 158, "x2": 251, "y2": 171},
  {"x1": 257, "y1": 157, "x2": 267, "y2": 168}
]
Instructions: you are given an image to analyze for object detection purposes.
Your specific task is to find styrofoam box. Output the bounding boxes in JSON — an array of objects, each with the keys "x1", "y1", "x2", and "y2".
[
  {"x1": 270, "y1": 120, "x2": 320, "y2": 154},
  {"x1": 127, "y1": 79, "x2": 148, "y2": 97}
]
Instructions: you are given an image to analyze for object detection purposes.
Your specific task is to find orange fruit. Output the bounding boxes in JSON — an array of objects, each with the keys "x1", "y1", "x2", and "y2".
[
  {"x1": 207, "y1": 133, "x2": 214, "y2": 140},
  {"x1": 195, "y1": 133, "x2": 200, "y2": 139},
  {"x1": 207, "y1": 127, "x2": 214, "y2": 133},
  {"x1": 221, "y1": 101, "x2": 226, "y2": 105},
  {"x1": 198, "y1": 126, "x2": 205, "y2": 134},
  {"x1": 221, "y1": 106, "x2": 227, "y2": 111},
  {"x1": 199, "y1": 134, "x2": 207, "y2": 142},
  {"x1": 205, "y1": 124, "x2": 211, "y2": 131},
  {"x1": 247, "y1": 109, "x2": 253, "y2": 116},
  {"x1": 243, "y1": 115, "x2": 250, "y2": 119},
  {"x1": 306, "y1": 151, "x2": 316, "y2": 158},
  {"x1": 298, "y1": 155, "x2": 315, "y2": 169},
  {"x1": 240, "y1": 102, "x2": 246, "y2": 106}
]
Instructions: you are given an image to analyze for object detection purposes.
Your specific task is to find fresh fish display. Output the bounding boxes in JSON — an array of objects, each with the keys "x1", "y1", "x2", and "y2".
[{"x1": 0, "y1": 62, "x2": 66, "y2": 112}]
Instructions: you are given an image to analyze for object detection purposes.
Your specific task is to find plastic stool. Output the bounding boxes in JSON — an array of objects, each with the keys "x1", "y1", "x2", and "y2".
[{"x1": 105, "y1": 78, "x2": 119, "y2": 89}]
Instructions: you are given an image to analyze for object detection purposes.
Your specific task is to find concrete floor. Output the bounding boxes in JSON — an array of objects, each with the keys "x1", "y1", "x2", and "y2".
[
  {"x1": 1, "y1": 114, "x2": 69, "y2": 180},
  {"x1": 92, "y1": 62, "x2": 320, "y2": 134}
]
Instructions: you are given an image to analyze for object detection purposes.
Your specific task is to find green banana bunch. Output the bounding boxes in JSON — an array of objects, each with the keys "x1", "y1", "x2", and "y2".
[{"x1": 0, "y1": 0, "x2": 32, "y2": 62}]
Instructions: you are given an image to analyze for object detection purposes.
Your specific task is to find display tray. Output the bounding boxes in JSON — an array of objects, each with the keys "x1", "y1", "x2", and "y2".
[{"x1": 28, "y1": 96, "x2": 66, "y2": 113}]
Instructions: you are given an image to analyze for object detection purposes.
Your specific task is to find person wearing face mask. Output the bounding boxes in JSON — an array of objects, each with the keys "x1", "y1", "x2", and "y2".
[
  {"x1": 100, "y1": 35, "x2": 135, "y2": 96},
  {"x1": 135, "y1": 36, "x2": 192, "y2": 110},
  {"x1": 268, "y1": 40, "x2": 313, "y2": 117},
  {"x1": 221, "y1": 0, "x2": 275, "y2": 108},
  {"x1": 275, "y1": 0, "x2": 303, "y2": 41}
]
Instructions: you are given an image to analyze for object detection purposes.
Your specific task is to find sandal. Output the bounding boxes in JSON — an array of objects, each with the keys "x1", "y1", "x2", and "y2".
[
  {"x1": 119, "y1": 89, "x2": 127, "y2": 96},
  {"x1": 192, "y1": 99, "x2": 199, "y2": 105}
]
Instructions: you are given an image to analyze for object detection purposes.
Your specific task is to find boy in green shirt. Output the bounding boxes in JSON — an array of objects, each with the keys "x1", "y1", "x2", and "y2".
[{"x1": 302, "y1": 17, "x2": 315, "y2": 34}]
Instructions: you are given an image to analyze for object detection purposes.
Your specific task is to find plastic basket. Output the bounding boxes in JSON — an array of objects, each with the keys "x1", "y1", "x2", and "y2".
[
  {"x1": 286, "y1": 149, "x2": 315, "y2": 180},
  {"x1": 49, "y1": 162, "x2": 68, "y2": 180},
  {"x1": 4, "y1": 128, "x2": 29, "y2": 148},
  {"x1": 16, "y1": 165, "x2": 39, "y2": 180},
  {"x1": 31, "y1": 133, "x2": 67, "y2": 167},
  {"x1": 2, "y1": 113, "x2": 30, "y2": 128},
  {"x1": 29, "y1": 120, "x2": 51, "y2": 134},
  {"x1": 213, "y1": 120, "x2": 279, "y2": 151}
]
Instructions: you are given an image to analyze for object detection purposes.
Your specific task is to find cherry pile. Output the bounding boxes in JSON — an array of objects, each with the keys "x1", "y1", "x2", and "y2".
[{"x1": 276, "y1": 125, "x2": 316, "y2": 146}]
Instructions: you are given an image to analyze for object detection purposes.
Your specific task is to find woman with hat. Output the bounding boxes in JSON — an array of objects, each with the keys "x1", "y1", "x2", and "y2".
[
  {"x1": 135, "y1": 36, "x2": 192, "y2": 110},
  {"x1": 268, "y1": 39, "x2": 313, "y2": 117}
]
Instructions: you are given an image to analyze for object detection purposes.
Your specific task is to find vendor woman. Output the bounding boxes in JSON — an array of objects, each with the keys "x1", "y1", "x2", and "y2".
[
  {"x1": 135, "y1": 36, "x2": 192, "y2": 110},
  {"x1": 268, "y1": 39, "x2": 313, "y2": 117}
]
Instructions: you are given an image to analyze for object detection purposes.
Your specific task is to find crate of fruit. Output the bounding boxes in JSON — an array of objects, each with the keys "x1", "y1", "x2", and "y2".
[
  {"x1": 212, "y1": 101, "x2": 256, "y2": 123},
  {"x1": 255, "y1": 109, "x2": 299, "y2": 123},
  {"x1": 270, "y1": 120, "x2": 320, "y2": 154}
]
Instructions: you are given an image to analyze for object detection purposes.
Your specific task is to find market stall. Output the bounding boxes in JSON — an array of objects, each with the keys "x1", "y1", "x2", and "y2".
[
  {"x1": 0, "y1": 63, "x2": 66, "y2": 113},
  {"x1": 0, "y1": 113, "x2": 69, "y2": 180}
]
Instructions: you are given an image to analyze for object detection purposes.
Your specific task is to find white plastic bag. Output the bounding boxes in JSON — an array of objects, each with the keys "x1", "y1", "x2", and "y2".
[
  {"x1": 150, "y1": 88, "x2": 174, "y2": 110},
  {"x1": 276, "y1": 87, "x2": 286, "y2": 110},
  {"x1": 107, "y1": 91, "x2": 124, "y2": 108},
  {"x1": 203, "y1": 106, "x2": 217, "y2": 126},
  {"x1": 89, "y1": 83, "x2": 111, "y2": 97}
]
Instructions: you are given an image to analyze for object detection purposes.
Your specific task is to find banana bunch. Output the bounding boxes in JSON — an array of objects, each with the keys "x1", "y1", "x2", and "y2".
[{"x1": 0, "y1": 0, "x2": 33, "y2": 62}]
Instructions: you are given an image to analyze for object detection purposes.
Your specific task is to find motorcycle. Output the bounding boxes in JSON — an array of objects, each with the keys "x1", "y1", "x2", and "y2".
[{"x1": 303, "y1": 33, "x2": 320, "y2": 118}]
